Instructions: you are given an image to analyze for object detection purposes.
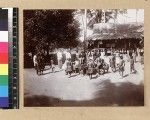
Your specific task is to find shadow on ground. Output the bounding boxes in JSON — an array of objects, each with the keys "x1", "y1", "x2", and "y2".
[{"x1": 24, "y1": 80, "x2": 144, "y2": 107}]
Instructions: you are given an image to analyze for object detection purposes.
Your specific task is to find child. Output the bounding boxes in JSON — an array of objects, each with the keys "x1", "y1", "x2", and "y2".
[
  {"x1": 109, "y1": 54, "x2": 116, "y2": 72},
  {"x1": 80, "y1": 63, "x2": 84, "y2": 76},
  {"x1": 66, "y1": 59, "x2": 72, "y2": 77},
  {"x1": 96, "y1": 59, "x2": 103, "y2": 75},
  {"x1": 87, "y1": 59, "x2": 94, "y2": 79},
  {"x1": 79, "y1": 52, "x2": 84, "y2": 64},
  {"x1": 33, "y1": 54, "x2": 37, "y2": 70},
  {"x1": 79, "y1": 62, "x2": 87, "y2": 76},
  {"x1": 130, "y1": 56, "x2": 135, "y2": 74},
  {"x1": 118, "y1": 56, "x2": 125, "y2": 78},
  {"x1": 50, "y1": 59, "x2": 55, "y2": 73},
  {"x1": 74, "y1": 59, "x2": 80, "y2": 74}
]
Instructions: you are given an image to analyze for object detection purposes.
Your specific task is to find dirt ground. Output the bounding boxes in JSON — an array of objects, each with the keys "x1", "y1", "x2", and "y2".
[{"x1": 24, "y1": 58, "x2": 144, "y2": 106}]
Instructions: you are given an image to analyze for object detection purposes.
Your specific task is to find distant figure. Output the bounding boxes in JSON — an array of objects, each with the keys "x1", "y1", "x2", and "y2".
[
  {"x1": 36, "y1": 54, "x2": 45, "y2": 75},
  {"x1": 88, "y1": 51, "x2": 93, "y2": 61},
  {"x1": 130, "y1": 56, "x2": 135, "y2": 74},
  {"x1": 75, "y1": 50, "x2": 79, "y2": 60},
  {"x1": 33, "y1": 54, "x2": 37, "y2": 69},
  {"x1": 73, "y1": 59, "x2": 80, "y2": 74},
  {"x1": 109, "y1": 54, "x2": 116, "y2": 72},
  {"x1": 140, "y1": 51, "x2": 144, "y2": 65},
  {"x1": 95, "y1": 56, "x2": 102, "y2": 65},
  {"x1": 91, "y1": 50, "x2": 94, "y2": 60},
  {"x1": 133, "y1": 51, "x2": 137, "y2": 63},
  {"x1": 57, "y1": 50, "x2": 63, "y2": 69},
  {"x1": 118, "y1": 56, "x2": 125, "y2": 78},
  {"x1": 129, "y1": 50, "x2": 132, "y2": 58},
  {"x1": 96, "y1": 58, "x2": 103, "y2": 75},
  {"x1": 87, "y1": 59, "x2": 95, "y2": 79},
  {"x1": 65, "y1": 50, "x2": 71, "y2": 60},
  {"x1": 50, "y1": 59, "x2": 55, "y2": 73},
  {"x1": 62, "y1": 59, "x2": 67, "y2": 70},
  {"x1": 101, "y1": 50, "x2": 105, "y2": 60},
  {"x1": 93, "y1": 50, "x2": 97, "y2": 61},
  {"x1": 79, "y1": 52, "x2": 84, "y2": 64},
  {"x1": 80, "y1": 63, "x2": 87, "y2": 76},
  {"x1": 66, "y1": 59, "x2": 72, "y2": 77},
  {"x1": 126, "y1": 50, "x2": 130, "y2": 62}
]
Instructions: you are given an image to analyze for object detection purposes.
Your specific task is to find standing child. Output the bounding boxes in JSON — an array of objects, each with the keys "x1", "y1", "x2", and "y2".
[
  {"x1": 87, "y1": 59, "x2": 94, "y2": 79},
  {"x1": 80, "y1": 62, "x2": 87, "y2": 76},
  {"x1": 57, "y1": 50, "x2": 63, "y2": 69},
  {"x1": 66, "y1": 59, "x2": 72, "y2": 77},
  {"x1": 130, "y1": 56, "x2": 135, "y2": 74},
  {"x1": 33, "y1": 54, "x2": 37, "y2": 70},
  {"x1": 133, "y1": 51, "x2": 137, "y2": 63},
  {"x1": 79, "y1": 52, "x2": 84, "y2": 64},
  {"x1": 118, "y1": 56, "x2": 125, "y2": 78},
  {"x1": 80, "y1": 63, "x2": 84, "y2": 76},
  {"x1": 109, "y1": 54, "x2": 116, "y2": 72},
  {"x1": 50, "y1": 58, "x2": 55, "y2": 73},
  {"x1": 74, "y1": 59, "x2": 80, "y2": 74}
]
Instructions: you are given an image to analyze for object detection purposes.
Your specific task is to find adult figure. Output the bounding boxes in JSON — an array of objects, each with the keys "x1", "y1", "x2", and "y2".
[
  {"x1": 93, "y1": 50, "x2": 97, "y2": 61},
  {"x1": 79, "y1": 51, "x2": 84, "y2": 64},
  {"x1": 140, "y1": 50, "x2": 144, "y2": 65},
  {"x1": 87, "y1": 51, "x2": 91, "y2": 61},
  {"x1": 133, "y1": 51, "x2": 137, "y2": 63},
  {"x1": 36, "y1": 53, "x2": 44, "y2": 75},
  {"x1": 73, "y1": 59, "x2": 80, "y2": 74},
  {"x1": 96, "y1": 57, "x2": 103, "y2": 75},
  {"x1": 101, "y1": 50, "x2": 105, "y2": 60},
  {"x1": 33, "y1": 54, "x2": 37, "y2": 70},
  {"x1": 118, "y1": 56, "x2": 125, "y2": 78},
  {"x1": 75, "y1": 50, "x2": 79, "y2": 60},
  {"x1": 65, "y1": 50, "x2": 71, "y2": 60},
  {"x1": 66, "y1": 58, "x2": 72, "y2": 77},
  {"x1": 126, "y1": 50, "x2": 129, "y2": 62},
  {"x1": 109, "y1": 54, "x2": 116, "y2": 72},
  {"x1": 82, "y1": 50, "x2": 87, "y2": 63},
  {"x1": 50, "y1": 56, "x2": 55, "y2": 73},
  {"x1": 129, "y1": 50, "x2": 132, "y2": 58},
  {"x1": 95, "y1": 55, "x2": 101, "y2": 64},
  {"x1": 57, "y1": 50, "x2": 63, "y2": 69},
  {"x1": 97, "y1": 49, "x2": 101, "y2": 58},
  {"x1": 130, "y1": 56, "x2": 135, "y2": 74},
  {"x1": 91, "y1": 50, "x2": 94, "y2": 60}
]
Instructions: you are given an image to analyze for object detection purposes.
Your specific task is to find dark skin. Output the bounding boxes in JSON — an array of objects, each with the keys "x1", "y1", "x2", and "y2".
[{"x1": 119, "y1": 57, "x2": 125, "y2": 78}]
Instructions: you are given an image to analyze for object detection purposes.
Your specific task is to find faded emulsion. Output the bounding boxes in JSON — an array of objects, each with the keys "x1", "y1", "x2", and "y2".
[{"x1": 24, "y1": 9, "x2": 144, "y2": 107}]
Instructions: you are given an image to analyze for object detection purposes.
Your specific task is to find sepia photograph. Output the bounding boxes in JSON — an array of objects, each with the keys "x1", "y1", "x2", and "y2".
[{"x1": 24, "y1": 9, "x2": 144, "y2": 106}]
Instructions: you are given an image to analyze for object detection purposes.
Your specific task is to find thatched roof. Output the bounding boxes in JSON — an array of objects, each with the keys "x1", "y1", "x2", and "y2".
[{"x1": 87, "y1": 22, "x2": 144, "y2": 40}]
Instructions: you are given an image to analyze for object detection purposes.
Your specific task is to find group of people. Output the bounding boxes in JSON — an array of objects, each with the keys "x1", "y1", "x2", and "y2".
[
  {"x1": 33, "y1": 52, "x2": 45, "y2": 75},
  {"x1": 33, "y1": 48, "x2": 144, "y2": 79},
  {"x1": 62, "y1": 51, "x2": 119, "y2": 79}
]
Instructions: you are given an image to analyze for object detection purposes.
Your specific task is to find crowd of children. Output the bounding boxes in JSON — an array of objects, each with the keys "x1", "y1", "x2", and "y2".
[{"x1": 34, "y1": 49, "x2": 144, "y2": 79}]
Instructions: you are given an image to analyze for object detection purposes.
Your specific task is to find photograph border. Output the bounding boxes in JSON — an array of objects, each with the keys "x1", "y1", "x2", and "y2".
[{"x1": 0, "y1": 0, "x2": 150, "y2": 120}]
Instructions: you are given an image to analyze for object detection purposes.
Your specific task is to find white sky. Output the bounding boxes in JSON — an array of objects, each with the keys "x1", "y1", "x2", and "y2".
[
  {"x1": 109, "y1": 9, "x2": 144, "y2": 23},
  {"x1": 74, "y1": 9, "x2": 144, "y2": 42}
]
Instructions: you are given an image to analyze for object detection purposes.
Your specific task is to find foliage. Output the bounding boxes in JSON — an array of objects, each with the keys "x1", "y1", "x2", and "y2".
[
  {"x1": 24, "y1": 10, "x2": 80, "y2": 54},
  {"x1": 87, "y1": 9, "x2": 127, "y2": 28}
]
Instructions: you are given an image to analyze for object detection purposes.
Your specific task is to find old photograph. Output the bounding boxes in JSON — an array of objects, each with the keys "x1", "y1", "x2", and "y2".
[{"x1": 24, "y1": 9, "x2": 144, "y2": 106}]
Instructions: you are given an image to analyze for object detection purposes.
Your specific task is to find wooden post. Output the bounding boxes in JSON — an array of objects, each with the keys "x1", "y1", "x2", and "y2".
[{"x1": 83, "y1": 9, "x2": 87, "y2": 51}]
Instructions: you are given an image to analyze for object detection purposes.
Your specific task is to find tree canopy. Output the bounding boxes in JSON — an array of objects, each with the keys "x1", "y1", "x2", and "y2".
[{"x1": 24, "y1": 10, "x2": 80, "y2": 54}]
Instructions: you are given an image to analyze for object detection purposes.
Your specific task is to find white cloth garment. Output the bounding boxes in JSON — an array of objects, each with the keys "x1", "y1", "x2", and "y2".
[
  {"x1": 57, "y1": 51, "x2": 63, "y2": 60},
  {"x1": 65, "y1": 51, "x2": 71, "y2": 59},
  {"x1": 33, "y1": 55, "x2": 37, "y2": 66}
]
